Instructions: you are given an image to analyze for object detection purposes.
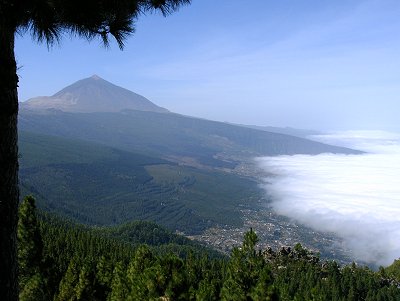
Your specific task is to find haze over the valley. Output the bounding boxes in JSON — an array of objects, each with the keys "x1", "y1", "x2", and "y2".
[{"x1": 258, "y1": 131, "x2": 400, "y2": 266}]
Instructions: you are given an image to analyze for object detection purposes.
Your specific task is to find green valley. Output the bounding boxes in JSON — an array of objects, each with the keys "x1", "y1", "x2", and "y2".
[
  {"x1": 18, "y1": 76, "x2": 364, "y2": 259},
  {"x1": 19, "y1": 131, "x2": 261, "y2": 234}
]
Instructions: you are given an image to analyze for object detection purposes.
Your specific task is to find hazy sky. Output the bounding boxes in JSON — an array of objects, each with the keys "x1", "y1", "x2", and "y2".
[{"x1": 16, "y1": 0, "x2": 400, "y2": 131}]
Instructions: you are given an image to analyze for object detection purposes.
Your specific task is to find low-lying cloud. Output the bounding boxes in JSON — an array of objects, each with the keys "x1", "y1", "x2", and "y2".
[{"x1": 257, "y1": 131, "x2": 400, "y2": 266}]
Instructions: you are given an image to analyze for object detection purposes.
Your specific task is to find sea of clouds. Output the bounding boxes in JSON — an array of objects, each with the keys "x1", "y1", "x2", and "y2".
[{"x1": 257, "y1": 130, "x2": 400, "y2": 266}]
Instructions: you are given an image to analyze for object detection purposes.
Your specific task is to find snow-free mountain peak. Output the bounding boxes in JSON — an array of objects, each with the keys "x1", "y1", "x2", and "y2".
[
  {"x1": 21, "y1": 76, "x2": 169, "y2": 113},
  {"x1": 90, "y1": 74, "x2": 102, "y2": 80}
]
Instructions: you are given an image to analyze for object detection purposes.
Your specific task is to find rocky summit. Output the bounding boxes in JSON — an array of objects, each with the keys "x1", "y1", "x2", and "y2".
[{"x1": 21, "y1": 75, "x2": 169, "y2": 113}]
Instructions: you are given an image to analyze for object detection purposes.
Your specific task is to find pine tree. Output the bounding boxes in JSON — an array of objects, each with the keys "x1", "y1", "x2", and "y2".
[
  {"x1": 75, "y1": 262, "x2": 94, "y2": 300},
  {"x1": 0, "y1": 1, "x2": 191, "y2": 299},
  {"x1": 18, "y1": 273, "x2": 45, "y2": 301},
  {"x1": 221, "y1": 229, "x2": 277, "y2": 301},
  {"x1": 17, "y1": 196, "x2": 43, "y2": 278},
  {"x1": 220, "y1": 247, "x2": 248, "y2": 301},
  {"x1": 196, "y1": 278, "x2": 219, "y2": 301},
  {"x1": 250, "y1": 267, "x2": 278, "y2": 301},
  {"x1": 109, "y1": 261, "x2": 127, "y2": 301},
  {"x1": 95, "y1": 255, "x2": 113, "y2": 298},
  {"x1": 162, "y1": 254, "x2": 186, "y2": 300},
  {"x1": 55, "y1": 258, "x2": 80, "y2": 301},
  {"x1": 17, "y1": 196, "x2": 45, "y2": 301},
  {"x1": 126, "y1": 245, "x2": 155, "y2": 300}
]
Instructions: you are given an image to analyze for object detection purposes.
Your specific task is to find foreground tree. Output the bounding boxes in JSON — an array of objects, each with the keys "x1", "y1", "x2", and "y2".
[
  {"x1": 17, "y1": 196, "x2": 46, "y2": 301},
  {"x1": 0, "y1": 1, "x2": 190, "y2": 299},
  {"x1": 220, "y1": 229, "x2": 278, "y2": 301},
  {"x1": 18, "y1": 196, "x2": 42, "y2": 282}
]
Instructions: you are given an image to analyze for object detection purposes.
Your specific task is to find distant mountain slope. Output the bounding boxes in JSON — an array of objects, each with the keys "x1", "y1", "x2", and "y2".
[
  {"x1": 231, "y1": 123, "x2": 321, "y2": 138},
  {"x1": 21, "y1": 75, "x2": 168, "y2": 113},
  {"x1": 19, "y1": 109, "x2": 362, "y2": 171}
]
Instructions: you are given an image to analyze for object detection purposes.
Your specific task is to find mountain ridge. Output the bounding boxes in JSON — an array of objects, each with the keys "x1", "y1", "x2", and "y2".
[
  {"x1": 21, "y1": 75, "x2": 169, "y2": 113},
  {"x1": 19, "y1": 75, "x2": 363, "y2": 170}
]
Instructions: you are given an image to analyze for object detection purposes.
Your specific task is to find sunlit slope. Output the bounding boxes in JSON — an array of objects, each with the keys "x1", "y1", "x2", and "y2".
[
  {"x1": 19, "y1": 109, "x2": 361, "y2": 170},
  {"x1": 19, "y1": 131, "x2": 261, "y2": 234},
  {"x1": 21, "y1": 75, "x2": 169, "y2": 113}
]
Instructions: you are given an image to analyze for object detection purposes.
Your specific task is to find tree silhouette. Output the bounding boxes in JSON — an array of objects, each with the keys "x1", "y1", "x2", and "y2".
[{"x1": 0, "y1": 1, "x2": 190, "y2": 299}]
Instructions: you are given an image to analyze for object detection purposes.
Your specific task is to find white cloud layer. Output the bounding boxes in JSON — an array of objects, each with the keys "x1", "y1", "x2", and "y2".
[{"x1": 257, "y1": 131, "x2": 400, "y2": 266}]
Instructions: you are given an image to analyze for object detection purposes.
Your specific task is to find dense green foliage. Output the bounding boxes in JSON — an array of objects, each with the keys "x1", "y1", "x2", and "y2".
[
  {"x1": 385, "y1": 259, "x2": 400, "y2": 282},
  {"x1": 19, "y1": 197, "x2": 400, "y2": 301},
  {"x1": 19, "y1": 131, "x2": 261, "y2": 234}
]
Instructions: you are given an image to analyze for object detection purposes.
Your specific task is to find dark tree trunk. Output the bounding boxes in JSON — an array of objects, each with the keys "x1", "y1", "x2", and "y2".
[{"x1": 0, "y1": 21, "x2": 19, "y2": 301}]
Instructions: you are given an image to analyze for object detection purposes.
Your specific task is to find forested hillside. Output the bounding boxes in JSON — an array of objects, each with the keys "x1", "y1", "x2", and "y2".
[
  {"x1": 19, "y1": 196, "x2": 400, "y2": 300},
  {"x1": 19, "y1": 131, "x2": 261, "y2": 234}
]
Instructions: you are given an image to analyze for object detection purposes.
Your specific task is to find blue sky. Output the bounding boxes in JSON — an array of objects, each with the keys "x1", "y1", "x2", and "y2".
[{"x1": 16, "y1": 0, "x2": 400, "y2": 131}]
